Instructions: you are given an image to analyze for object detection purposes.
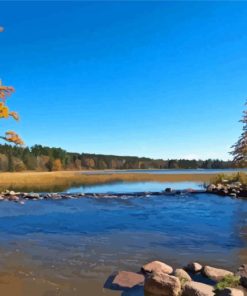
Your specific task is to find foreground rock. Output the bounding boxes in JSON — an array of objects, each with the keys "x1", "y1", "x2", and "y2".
[
  {"x1": 182, "y1": 281, "x2": 214, "y2": 296},
  {"x1": 174, "y1": 269, "x2": 191, "y2": 282},
  {"x1": 216, "y1": 288, "x2": 244, "y2": 296},
  {"x1": 203, "y1": 266, "x2": 233, "y2": 282},
  {"x1": 112, "y1": 271, "x2": 144, "y2": 289},
  {"x1": 185, "y1": 262, "x2": 203, "y2": 273},
  {"x1": 236, "y1": 264, "x2": 247, "y2": 288},
  {"x1": 144, "y1": 272, "x2": 181, "y2": 296},
  {"x1": 142, "y1": 261, "x2": 173, "y2": 275}
]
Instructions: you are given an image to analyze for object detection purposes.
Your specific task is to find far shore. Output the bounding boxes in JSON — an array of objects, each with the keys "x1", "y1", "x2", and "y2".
[{"x1": 0, "y1": 170, "x2": 237, "y2": 192}]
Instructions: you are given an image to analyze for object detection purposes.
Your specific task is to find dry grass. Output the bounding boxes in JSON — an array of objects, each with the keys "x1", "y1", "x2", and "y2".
[{"x1": 0, "y1": 170, "x2": 220, "y2": 192}]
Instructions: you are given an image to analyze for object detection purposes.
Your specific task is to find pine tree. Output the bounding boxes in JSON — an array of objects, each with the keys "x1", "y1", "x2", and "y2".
[{"x1": 231, "y1": 103, "x2": 247, "y2": 167}]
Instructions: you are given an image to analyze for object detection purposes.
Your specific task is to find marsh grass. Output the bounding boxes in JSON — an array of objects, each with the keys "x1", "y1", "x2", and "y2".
[
  {"x1": 0, "y1": 171, "x2": 218, "y2": 192},
  {"x1": 210, "y1": 172, "x2": 247, "y2": 186}
]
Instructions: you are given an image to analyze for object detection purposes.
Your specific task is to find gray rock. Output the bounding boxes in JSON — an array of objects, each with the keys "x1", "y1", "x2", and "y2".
[
  {"x1": 112, "y1": 271, "x2": 144, "y2": 289},
  {"x1": 207, "y1": 184, "x2": 216, "y2": 191},
  {"x1": 144, "y1": 272, "x2": 181, "y2": 296},
  {"x1": 142, "y1": 261, "x2": 173, "y2": 275},
  {"x1": 28, "y1": 193, "x2": 40, "y2": 199},
  {"x1": 203, "y1": 266, "x2": 233, "y2": 282},
  {"x1": 182, "y1": 281, "x2": 214, "y2": 296}
]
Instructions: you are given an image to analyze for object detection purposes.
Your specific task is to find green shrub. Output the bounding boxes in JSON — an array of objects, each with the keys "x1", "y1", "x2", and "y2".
[{"x1": 214, "y1": 274, "x2": 240, "y2": 292}]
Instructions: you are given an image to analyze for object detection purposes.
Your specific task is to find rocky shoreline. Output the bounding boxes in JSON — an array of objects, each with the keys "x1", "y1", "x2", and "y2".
[
  {"x1": 207, "y1": 181, "x2": 247, "y2": 198},
  {"x1": 0, "y1": 185, "x2": 246, "y2": 204},
  {"x1": 107, "y1": 260, "x2": 247, "y2": 296}
]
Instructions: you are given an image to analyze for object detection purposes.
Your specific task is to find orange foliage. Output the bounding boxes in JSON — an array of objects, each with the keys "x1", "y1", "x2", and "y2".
[
  {"x1": 52, "y1": 159, "x2": 62, "y2": 171},
  {"x1": 2, "y1": 131, "x2": 24, "y2": 145},
  {"x1": 0, "y1": 80, "x2": 23, "y2": 145}
]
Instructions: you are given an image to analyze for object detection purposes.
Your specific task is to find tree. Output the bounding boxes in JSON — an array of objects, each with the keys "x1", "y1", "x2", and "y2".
[
  {"x1": 0, "y1": 28, "x2": 24, "y2": 146},
  {"x1": 52, "y1": 159, "x2": 62, "y2": 171},
  {"x1": 231, "y1": 102, "x2": 247, "y2": 167}
]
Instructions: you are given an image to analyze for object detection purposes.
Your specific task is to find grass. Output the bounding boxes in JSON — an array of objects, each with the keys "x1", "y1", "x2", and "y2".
[
  {"x1": 0, "y1": 170, "x2": 220, "y2": 192},
  {"x1": 214, "y1": 274, "x2": 240, "y2": 292},
  {"x1": 211, "y1": 172, "x2": 247, "y2": 186}
]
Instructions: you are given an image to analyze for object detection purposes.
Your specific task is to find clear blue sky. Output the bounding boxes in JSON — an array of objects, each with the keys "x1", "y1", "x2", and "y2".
[{"x1": 0, "y1": 1, "x2": 247, "y2": 160}]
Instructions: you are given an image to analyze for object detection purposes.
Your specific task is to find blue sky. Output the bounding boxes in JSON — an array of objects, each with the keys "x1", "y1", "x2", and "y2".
[{"x1": 0, "y1": 1, "x2": 247, "y2": 160}]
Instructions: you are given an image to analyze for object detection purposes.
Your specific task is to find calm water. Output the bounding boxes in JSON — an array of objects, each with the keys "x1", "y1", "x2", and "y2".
[
  {"x1": 84, "y1": 168, "x2": 247, "y2": 175},
  {"x1": 0, "y1": 182, "x2": 246, "y2": 295},
  {"x1": 67, "y1": 181, "x2": 203, "y2": 193}
]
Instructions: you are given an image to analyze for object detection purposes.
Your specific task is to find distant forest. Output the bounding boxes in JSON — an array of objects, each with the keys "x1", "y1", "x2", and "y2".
[{"x1": 0, "y1": 144, "x2": 234, "y2": 172}]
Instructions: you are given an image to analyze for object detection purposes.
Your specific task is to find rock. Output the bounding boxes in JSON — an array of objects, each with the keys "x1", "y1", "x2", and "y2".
[
  {"x1": 236, "y1": 264, "x2": 247, "y2": 288},
  {"x1": 207, "y1": 184, "x2": 216, "y2": 191},
  {"x1": 203, "y1": 266, "x2": 233, "y2": 282},
  {"x1": 165, "y1": 188, "x2": 172, "y2": 193},
  {"x1": 174, "y1": 269, "x2": 191, "y2": 282},
  {"x1": 142, "y1": 261, "x2": 173, "y2": 275},
  {"x1": 217, "y1": 288, "x2": 244, "y2": 296},
  {"x1": 28, "y1": 193, "x2": 40, "y2": 199},
  {"x1": 112, "y1": 271, "x2": 144, "y2": 289},
  {"x1": 185, "y1": 262, "x2": 202, "y2": 273},
  {"x1": 182, "y1": 281, "x2": 214, "y2": 296},
  {"x1": 144, "y1": 272, "x2": 181, "y2": 296},
  {"x1": 8, "y1": 195, "x2": 19, "y2": 201},
  {"x1": 217, "y1": 184, "x2": 225, "y2": 190},
  {"x1": 9, "y1": 190, "x2": 16, "y2": 195}
]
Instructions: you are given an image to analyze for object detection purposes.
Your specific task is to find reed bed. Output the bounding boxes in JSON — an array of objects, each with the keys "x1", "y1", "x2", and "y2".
[{"x1": 0, "y1": 171, "x2": 219, "y2": 192}]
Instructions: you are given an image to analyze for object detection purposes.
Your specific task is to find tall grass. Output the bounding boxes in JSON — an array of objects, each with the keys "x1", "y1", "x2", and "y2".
[
  {"x1": 0, "y1": 171, "x2": 218, "y2": 192},
  {"x1": 210, "y1": 172, "x2": 247, "y2": 186}
]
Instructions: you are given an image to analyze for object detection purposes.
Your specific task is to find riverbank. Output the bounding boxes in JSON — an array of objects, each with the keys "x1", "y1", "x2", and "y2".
[{"x1": 0, "y1": 171, "x2": 220, "y2": 192}]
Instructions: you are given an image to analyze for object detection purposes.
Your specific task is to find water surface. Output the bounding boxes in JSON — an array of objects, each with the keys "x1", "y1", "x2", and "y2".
[
  {"x1": 0, "y1": 182, "x2": 246, "y2": 295},
  {"x1": 67, "y1": 181, "x2": 202, "y2": 193}
]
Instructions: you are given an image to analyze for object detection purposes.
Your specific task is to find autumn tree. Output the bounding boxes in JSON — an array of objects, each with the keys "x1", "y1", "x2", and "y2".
[
  {"x1": 231, "y1": 102, "x2": 247, "y2": 167},
  {"x1": 0, "y1": 28, "x2": 24, "y2": 146}
]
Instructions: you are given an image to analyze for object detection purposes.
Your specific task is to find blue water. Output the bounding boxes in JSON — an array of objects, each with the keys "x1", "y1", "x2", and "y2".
[
  {"x1": 83, "y1": 168, "x2": 247, "y2": 175},
  {"x1": 0, "y1": 183, "x2": 246, "y2": 295},
  {"x1": 67, "y1": 181, "x2": 202, "y2": 193}
]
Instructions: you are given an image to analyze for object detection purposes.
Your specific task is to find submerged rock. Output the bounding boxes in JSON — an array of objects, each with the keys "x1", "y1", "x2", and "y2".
[
  {"x1": 112, "y1": 271, "x2": 144, "y2": 289},
  {"x1": 144, "y1": 272, "x2": 181, "y2": 296},
  {"x1": 142, "y1": 260, "x2": 173, "y2": 275},
  {"x1": 203, "y1": 266, "x2": 233, "y2": 282},
  {"x1": 182, "y1": 281, "x2": 214, "y2": 296}
]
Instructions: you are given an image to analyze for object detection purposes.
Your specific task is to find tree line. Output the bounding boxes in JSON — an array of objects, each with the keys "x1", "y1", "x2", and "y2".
[{"x1": 0, "y1": 144, "x2": 234, "y2": 172}]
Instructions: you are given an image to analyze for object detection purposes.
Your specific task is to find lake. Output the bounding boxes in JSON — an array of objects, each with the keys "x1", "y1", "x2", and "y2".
[
  {"x1": 67, "y1": 180, "x2": 203, "y2": 193},
  {"x1": 0, "y1": 181, "x2": 246, "y2": 295},
  {"x1": 83, "y1": 168, "x2": 247, "y2": 175}
]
